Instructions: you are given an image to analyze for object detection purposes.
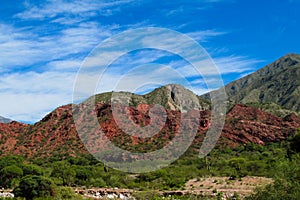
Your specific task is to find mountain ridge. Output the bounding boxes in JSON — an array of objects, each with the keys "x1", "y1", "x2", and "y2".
[
  {"x1": 1, "y1": 54, "x2": 300, "y2": 159},
  {"x1": 90, "y1": 84, "x2": 211, "y2": 112},
  {"x1": 224, "y1": 53, "x2": 300, "y2": 111}
]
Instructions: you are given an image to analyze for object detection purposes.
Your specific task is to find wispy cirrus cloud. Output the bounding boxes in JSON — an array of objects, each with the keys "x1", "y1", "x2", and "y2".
[
  {"x1": 0, "y1": 21, "x2": 259, "y2": 122},
  {"x1": 16, "y1": 0, "x2": 134, "y2": 21},
  {"x1": 0, "y1": 71, "x2": 76, "y2": 122},
  {"x1": 0, "y1": 24, "x2": 42, "y2": 69},
  {"x1": 213, "y1": 55, "x2": 263, "y2": 74},
  {"x1": 186, "y1": 30, "x2": 227, "y2": 42},
  {"x1": 0, "y1": 0, "x2": 263, "y2": 123},
  {"x1": 164, "y1": 54, "x2": 261, "y2": 77},
  {"x1": 0, "y1": 22, "x2": 117, "y2": 72}
]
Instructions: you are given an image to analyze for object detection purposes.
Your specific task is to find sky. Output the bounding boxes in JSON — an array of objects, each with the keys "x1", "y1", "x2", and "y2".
[{"x1": 0, "y1": 0, "x2": 299, "y2": 123}]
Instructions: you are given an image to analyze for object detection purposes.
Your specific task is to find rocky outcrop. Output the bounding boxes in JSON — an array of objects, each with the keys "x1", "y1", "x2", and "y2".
[{"x1": 221, "y1": 104, "x2": 300, "y2": 145}]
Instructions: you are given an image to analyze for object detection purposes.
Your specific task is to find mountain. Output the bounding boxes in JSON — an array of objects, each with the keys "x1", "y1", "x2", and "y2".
[
  {"x1": 2, "y1": 54, "x2": 300, "y2": 159},
  {"x1": 1, "y1": 81, "x2": 300, "y2": 159},
  {"x1": 0, "y1": 116, "x2": 12, "y2": 123},
  {"x1": 0, "y1": 85, "x2": 211, "y2": 158},
  {"x1": 91, "y1": 84, "x2": 210, "y2": 111},
  {"x1": 224, "y1": 54, "x2": 300, "y2": 114},
  {"x1": 221, "y1": 104, "x2": 299, "y2": 145},
  {"x1": 0, "y1": 121, "x2": 29, "y2": 154}
]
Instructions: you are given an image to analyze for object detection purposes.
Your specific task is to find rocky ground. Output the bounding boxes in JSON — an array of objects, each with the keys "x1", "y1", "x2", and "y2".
[{"x1": 73, "y1": 176, "x2": 273, "y2": 200}]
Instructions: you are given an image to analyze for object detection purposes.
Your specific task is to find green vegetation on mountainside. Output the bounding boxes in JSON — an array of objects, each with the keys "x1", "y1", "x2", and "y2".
[
  {"x1": 225, "y1": 54, "x2": 300, "y2": 112},
  {"x1": 203, "y1": 54, "x2": 300, "y2": 114},
  {"x1": 0, "y1": 130, "x2": 300, "y2": 200}
]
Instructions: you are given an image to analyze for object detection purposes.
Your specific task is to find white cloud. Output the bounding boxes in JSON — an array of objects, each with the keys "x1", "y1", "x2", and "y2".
[
  {"x1": 185, "y1": 30, "x2": 227, "y2": 42},
  {"x1": 97, "y1": 64, "x2": 187, "y2": 93},
  {"x1": 0, "y1": 2, "x2": 261, "y2": 122},
  {"x1": 16, "y1": 0, "x2": 134, "y2": 21},
  {"x1": 167, "y1": 54, "x2": 262, "y2": 77},
  {"x1": 213, "y1": 55, "x2": 263, "y2": 74},
  {"x1": 0, "y1": 24, "x2": 43, "y2": 69},
  {"x1": 0, "y1": 22, "x2": 116, "y2": 72},
  {"x1": 0, "y1": 71, "x2": 74, "y2": 93},
  {"x1": 0, "y1": 93, "x2": 71, "y2": 123},
  {"x1": 46, "y1": 60, "x2": 82, "y2": 70},
  {"x1": 0, "y1": 24, "x2": 259, "y2": 122},
  {"x1": 0, "y1": 71, "x2": 76, "y2": 122}
]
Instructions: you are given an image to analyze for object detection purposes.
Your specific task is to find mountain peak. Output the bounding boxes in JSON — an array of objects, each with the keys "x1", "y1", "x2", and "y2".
[
  {"x1": 164, "y1": 83, "x2": 186, "y2": 89},
  {"x1": 89, "y1": 84, "x2": 210, "y2": 112},
  {"x1": 223, "y1": 53, "x2": 300, "y2": 113},
  {"x1": 144, "y1": 84, "x2": 209, "y2": 111},
  {"x1": 281, "y1": 53, "x2": 300, "y2": 60},
  {"x1": 275, "y1": 53, "x2": 300, "y2": 67}
]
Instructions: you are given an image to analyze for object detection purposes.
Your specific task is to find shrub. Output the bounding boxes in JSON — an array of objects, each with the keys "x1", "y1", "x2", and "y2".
[
  {"x1": 22, "y1": 164, "x2": 43, "y2": 176},
  {"x1": 290, "y1": 132, "x2": 300, "y2": 153},
  {"x1": 0, "y1": 165, "x2": 23, "y2": 188},
  {"x1": 54, "y1": 187, "x2": 85, "y2": 200},
  {"x1": 13, "y1": 175, "x2": 56, "y2": 200},
  {"x1": 51, "y1": 161, "x2": 76, "y2": 186},
  {"x1": 245, "y1": 179, "x2": 300, "y2": 200},
  {"x1": 0, "y1": 156, "x2": 24, "y2": 169}
]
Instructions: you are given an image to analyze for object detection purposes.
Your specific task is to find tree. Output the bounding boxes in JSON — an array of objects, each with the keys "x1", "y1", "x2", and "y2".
[
  {"x1": 290, "y1": 132, "x2": 300, "y2": 153},
  {"x1": 0, "y1": 156, "x2": 24, "y2": 169},
  {"x1": 0, "y1": 165, "x2": 23, "y2": 188},
  {"x1": 229, "y1": 158, "x2": 246, "y2": 170},
  {"x1": 13, "y1": 175, "x2": 56, "y2": 200},
  {"x1": 245, "y1": 179, "x2": 300, "y2": 200},
  {"x1": 51, "y1": 161, "x2": 76, "y2": 186},
  {"x1": 67, "y1": 157, "x2": 89, "y2": 166},
  {"x1": 228, "y1": 158, "x2": 247, "y2": 178},
  {"x1": 73, "y1": 166, "x2": 92, "y2": 185},
  {"x1": 22, "y1": 164, "x2": 43, "y2": 176}
]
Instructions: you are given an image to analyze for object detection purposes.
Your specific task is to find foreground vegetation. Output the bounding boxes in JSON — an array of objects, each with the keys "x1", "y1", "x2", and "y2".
[{"x1": 1, "y1": 131, "x2": 300, "y2": 199}]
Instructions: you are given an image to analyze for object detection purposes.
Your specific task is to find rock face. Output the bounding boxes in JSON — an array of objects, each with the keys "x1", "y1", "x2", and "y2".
[
  {"x1": 144, "y1": 84, "x2": 210, "y2": 111},
  {"x1": 221, "y1": 104, "x2": 300, "y2": 145},
  {"x1": 223, "y1": 54, "x2": 300, "y2": 112},
  {"x1": 92, "y1": 84, "x2": 210, "y2": 111}
]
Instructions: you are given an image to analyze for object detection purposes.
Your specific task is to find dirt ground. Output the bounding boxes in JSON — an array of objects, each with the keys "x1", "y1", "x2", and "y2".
[
  {"x1": 76, "y1": 176, "x2": 274, "y2": 199},
  {"x1": 181, "y1": 176, "x2": 273, "y2": 197}
]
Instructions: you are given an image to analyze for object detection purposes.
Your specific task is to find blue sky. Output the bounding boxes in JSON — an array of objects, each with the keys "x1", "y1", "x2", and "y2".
[{"x1": 0, "y1": 0, "x2": 299, "y2": 123}]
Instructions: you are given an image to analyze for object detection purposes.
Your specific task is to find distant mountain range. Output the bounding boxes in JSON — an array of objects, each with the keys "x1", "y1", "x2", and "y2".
[
  {"x1": 1, "y1": 54, "x2": 300, "y2": 159},
  {"x1": 0, "y1": 116, "x2": 12, "y2": 123}
]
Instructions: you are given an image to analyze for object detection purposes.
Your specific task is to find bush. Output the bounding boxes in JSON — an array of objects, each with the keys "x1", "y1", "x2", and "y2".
[
  {"x1": 0, "y1": 156, "x2": 24, "y2": 169},
  {"x1": 22, "y1": 164, "x2": 43, "y2": 176},
  {"x1": 245, "y1": 179, "x2": 300, "y2": 200},
  {"x1": 51, "y1": 161, "x2": 76, "y2": 186},
  {"x1": 55, "y1": 187, "x2": 85, "y2": 200},
  {"x1": 0, "y1": 165, "x2": 23, "y2": 188},
  {"x1": 13, "y1": 175, "x2": 56, "y2": 200},
  {"x1": 290, "y1": 132, "x2": 300, "y2": 153}
]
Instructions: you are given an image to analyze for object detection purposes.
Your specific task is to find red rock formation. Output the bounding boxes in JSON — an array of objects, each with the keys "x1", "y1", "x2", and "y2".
[
  {"x1": 221, "y1": 104, "x2": 300, "y2": 145},
  {"x1": 0, "y1": 103, "x2": 300, "y2": 159}
]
